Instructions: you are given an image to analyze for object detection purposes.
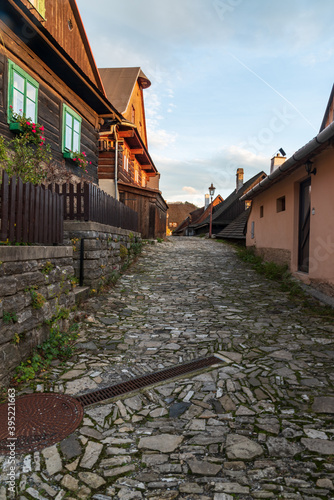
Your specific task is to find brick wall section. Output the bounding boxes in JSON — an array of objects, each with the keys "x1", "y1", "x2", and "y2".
[
  {"x1": 63, "y1": 221, "x2": 142, "y2": 289},
  {"x1": 0, "y1": 246, "x2": 75, "y2": 386}
]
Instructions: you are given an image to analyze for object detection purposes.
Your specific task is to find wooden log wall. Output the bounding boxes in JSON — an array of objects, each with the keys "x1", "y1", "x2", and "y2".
[{"x1": 0, "y1": 40, "x2": 99, "y2": 183}]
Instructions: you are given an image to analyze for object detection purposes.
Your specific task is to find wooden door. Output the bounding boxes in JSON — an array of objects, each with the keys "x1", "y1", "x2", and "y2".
[
  {"x1": 298, "y1": 178, "x2": 311, "y2": 272},
  {"x1": 148, "y1": 203, "x2": 156, "y2": 239}
]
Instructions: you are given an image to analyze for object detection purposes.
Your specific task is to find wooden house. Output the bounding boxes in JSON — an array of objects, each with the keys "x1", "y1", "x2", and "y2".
[
  {"x1": 0, "y1": 0, "x2": 122, "y2": 184},
  {"x1": 173, "y1": 206, "x2": 204, "y2": 236},
  {"x1": 167, "y1": 201, "x2": 199, "y2": 235},
  {"x1": 242, "y1": 85, "x2": 334, "y2": 293},
  {"x1": 174, "y1": 196, "x2": 224, "y2": 236},
  {"x1": 191, "y1": 169, "x2": 266, "y2": 235},
  {"x1": 98, "y1": 67, "x2": 167, "y2": 239}
]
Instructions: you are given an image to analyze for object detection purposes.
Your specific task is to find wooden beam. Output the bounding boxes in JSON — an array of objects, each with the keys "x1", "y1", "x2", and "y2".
[
  {"x1": 130, "y1": 148, "x2": 144, "y2": 155},
  {"x1": 141, "y1": 164, "x2": 154, "y2": 170},
  {"x1": 118, "y1": 130, "x2": 135, "y2": 138}
]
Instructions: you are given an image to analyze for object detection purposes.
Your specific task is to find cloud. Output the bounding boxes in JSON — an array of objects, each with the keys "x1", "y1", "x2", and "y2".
[
  {"x1": 153, "y1": 143, "x2": 269, "y2": 205},
  {"x1": 224, "y1": 145, "x2": 267, "y2": 166},
  {"x1": 147, "y1": 128, "x2": 177, "y2": 150},
  {"x1": 145, "y1": 90, "x2": 177, "y2": 150},
  {"x1": 182, "y1": 186, "x2": 199, "y2": 195}
]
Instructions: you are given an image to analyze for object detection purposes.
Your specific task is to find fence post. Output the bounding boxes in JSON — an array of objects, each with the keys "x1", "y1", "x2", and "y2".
[
  {"x1": 8, "y1": 176, "x2": 16, "y2": 243},
  {"x1": 0, "y1": 171, "x2": 9, "y2": 241},
  {"x1": 84, "y1": 183, "x2": 90, "y2": 221}
]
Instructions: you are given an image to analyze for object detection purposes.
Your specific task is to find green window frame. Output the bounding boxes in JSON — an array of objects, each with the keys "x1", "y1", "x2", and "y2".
[
  {"x1": 7, "y1": 60, "x2": 39, "y2": 123},
  {"x1": 62, "y1": 104, "x2": 82, "y2": 153},
  {"x1": 27, "y1": 0, "x2": 46, "y2": 19}
]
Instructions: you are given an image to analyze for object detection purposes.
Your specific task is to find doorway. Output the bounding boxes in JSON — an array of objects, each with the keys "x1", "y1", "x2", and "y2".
[{"x1": 298, "y1": 178, "x2": 311, "y2": 272}]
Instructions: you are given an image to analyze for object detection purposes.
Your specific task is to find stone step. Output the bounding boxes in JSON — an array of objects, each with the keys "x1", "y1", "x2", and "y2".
[{"x1": 73, "y1": 286, "x2": 90, "y2": 304}]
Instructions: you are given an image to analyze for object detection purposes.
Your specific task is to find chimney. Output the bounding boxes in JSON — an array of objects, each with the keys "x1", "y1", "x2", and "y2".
[
  {"x1": 236, "y1": 168, "x2": 244, "y2": 192},
  {"x1": 270, "y1": 153, "x2": 286, "y2": 173},
  {"x1": 204, "y1": 194, "x2": 210, "y2": 209}
]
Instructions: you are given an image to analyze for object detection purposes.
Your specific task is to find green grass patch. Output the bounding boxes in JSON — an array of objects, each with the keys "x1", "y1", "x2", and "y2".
[{"x1": 13, "y1": 323, "x2": 79, "y2": 384}]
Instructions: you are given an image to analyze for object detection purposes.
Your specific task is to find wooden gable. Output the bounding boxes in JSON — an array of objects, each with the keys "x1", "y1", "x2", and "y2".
[
  {"x1": 124, "y1": 78, "x2": 149, "y2": 147},
  {"x1": 39, "y1": 0, "x2": 104, "y2": 93},
  {"x1": 99, "y1": 68, "x2": 151, "y2": 147}
]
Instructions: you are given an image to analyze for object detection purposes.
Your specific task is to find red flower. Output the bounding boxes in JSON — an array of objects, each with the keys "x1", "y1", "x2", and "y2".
[
  {"x1": 26, "y1": 121, "x2": 30, "y2": 126},
  {"x1": 39, "y1": 125, "x2": 44, "y2": 131}
]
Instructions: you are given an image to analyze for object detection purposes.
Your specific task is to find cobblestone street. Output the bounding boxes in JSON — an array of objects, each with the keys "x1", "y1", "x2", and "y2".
[{"x1": 2, "y1": 237, "x2": 334, "y2": 500}]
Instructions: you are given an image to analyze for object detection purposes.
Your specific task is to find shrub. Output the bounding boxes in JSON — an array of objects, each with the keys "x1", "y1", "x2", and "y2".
[
  {"x1": 120, "y1": 244, "x2": 128, "y2": 259},
  {"x1": 31, "y1": 290, "x2": 46, "y2": 309}
]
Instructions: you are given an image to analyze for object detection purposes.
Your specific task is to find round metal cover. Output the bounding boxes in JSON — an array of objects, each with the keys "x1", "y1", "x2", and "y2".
[{"x1": 0, "y1": 393, "x2": 83, "y2": 455}]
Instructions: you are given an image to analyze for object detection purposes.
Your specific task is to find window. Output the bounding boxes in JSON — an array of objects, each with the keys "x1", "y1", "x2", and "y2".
[
  {"x1": 141, "y1": 174, "x2": 146, "y2": 187},
  {"x1": 8, "y1": 60, "x2": 39, "y2": 123},
  {"x1": 62, "y1": 104, "x2": 81, "y2": 153},
  {"x1": 277, "y1": 196, "x2": 286, "y2": 213},
  {"x1": 260, "y1": 205, "x2": 264, "y2": 218},
  {"x1": 123, "y1": 151, "x2": 129, "y2": 172},
  {"x1": 27, "y1": 0, "x2": 46, "y2": 18},
  {"x1": 131, "y1": 105, "x2": 135, "y2": 123},
  {"x1": 134, "y1": 169, "x2": 139, "y2": 183}
]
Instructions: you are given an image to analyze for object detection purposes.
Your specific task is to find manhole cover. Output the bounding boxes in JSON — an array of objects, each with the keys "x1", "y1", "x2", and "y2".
[{"x1": 0, "y1": 393, "x2": 83, "y2": 455}]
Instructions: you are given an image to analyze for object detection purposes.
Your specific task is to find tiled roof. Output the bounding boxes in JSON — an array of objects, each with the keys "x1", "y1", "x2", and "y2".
[
  {"x1": 192, "y1": 171, "x2": 266, "y2": 228},
  {"x1": 216, "y1": 208, "x2": 250, "y2": 240},
  {"x1": 99, "y1": 67, "x2": 151, "y2": 114},
  {"x1": 168, "y1": 202, "x2": 199, "y2": 225}
]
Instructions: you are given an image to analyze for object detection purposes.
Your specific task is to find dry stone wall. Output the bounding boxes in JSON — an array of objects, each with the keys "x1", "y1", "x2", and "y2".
[
  {"x1": 0, "y1": 224, "x2": 141, "y2": 387},
  {"x1": 63, "y1": 221, "x2": 142, "y2": 289},
  {"x1": 0, "y1": 246, "x2": 75, "y2": 386}
]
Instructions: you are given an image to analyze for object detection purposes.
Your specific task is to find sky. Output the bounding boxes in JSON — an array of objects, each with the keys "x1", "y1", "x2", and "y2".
[{"x1": 77, "y1": 0, "x2": 334, "y2": 207}]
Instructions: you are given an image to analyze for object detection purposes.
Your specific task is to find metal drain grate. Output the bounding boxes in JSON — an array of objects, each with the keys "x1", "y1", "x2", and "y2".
[
  {"x1": 0, "y1": 393, "x2": 83, "y2": 455},
  {"x1": 76, "y1": 355, "x2": 224, "y2": 407}
]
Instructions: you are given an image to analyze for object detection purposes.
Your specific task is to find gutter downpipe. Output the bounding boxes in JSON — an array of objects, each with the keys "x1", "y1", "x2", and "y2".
[{"x1": 113, "y1": 124, "x2": 119, "y2": 201}]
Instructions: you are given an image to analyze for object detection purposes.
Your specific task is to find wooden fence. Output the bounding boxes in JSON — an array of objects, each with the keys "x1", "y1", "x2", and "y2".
[
  {"x1": 0, "y1": 171, "x2": 63, "y2": 245},
  {"x1": 54, "y1": 182, "x2": 138, "y2": 232},
  {"x1": 0, "y1": 172, "x2": 138, "y2": 245}
]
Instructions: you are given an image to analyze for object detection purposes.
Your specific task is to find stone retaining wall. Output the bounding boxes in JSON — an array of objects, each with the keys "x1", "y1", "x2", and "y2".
[
  {"x1": 0, "y1": 224, "x2": 141, "y2": 386},
  {"x1": 63, "y1": 221, "x2": 142, "y2": 289},
  {"x1": 0, "y1": 246, "x2": 75, "y2": 386}
]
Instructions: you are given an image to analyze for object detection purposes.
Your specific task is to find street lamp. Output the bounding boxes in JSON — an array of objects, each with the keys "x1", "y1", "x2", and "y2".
[{"x1": 208, "y1": 183, "x2": 216, "y2": 238}]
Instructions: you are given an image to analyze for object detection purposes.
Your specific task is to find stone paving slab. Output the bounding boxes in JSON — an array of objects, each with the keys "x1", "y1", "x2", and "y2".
[{"x1": 1, "y1": 237, "x2": 334, "y2": 499}]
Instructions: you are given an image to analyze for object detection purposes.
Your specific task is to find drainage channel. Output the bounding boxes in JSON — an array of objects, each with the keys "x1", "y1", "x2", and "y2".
[{"x1": 76, "y1": 355, "x2": 225, "y2": 407}]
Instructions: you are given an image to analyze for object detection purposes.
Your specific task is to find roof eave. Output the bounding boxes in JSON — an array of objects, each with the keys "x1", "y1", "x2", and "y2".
[
  {"x1": 4, "y1": 0, "x2": 122, "y2": 118},
  {"x1": 240, "y1": 122, "x2": 334, "y2": 201}
]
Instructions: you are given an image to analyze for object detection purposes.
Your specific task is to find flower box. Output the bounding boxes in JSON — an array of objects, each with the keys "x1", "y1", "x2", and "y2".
[
  {"x1": 9, "y1": 122, "x2": 23, "y2": 133},
  {"x1": 63, "y1": 151, "x2": 75, "y2": 160}
]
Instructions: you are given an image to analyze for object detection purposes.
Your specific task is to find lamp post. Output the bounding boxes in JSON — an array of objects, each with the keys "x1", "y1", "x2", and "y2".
[{"x1": 208, "y1": 183, "x2": 216, "y2": 238}]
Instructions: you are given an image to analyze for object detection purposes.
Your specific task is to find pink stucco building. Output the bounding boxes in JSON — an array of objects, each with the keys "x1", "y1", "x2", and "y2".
[{"x1": 242, "y1": 87, "x2": 334, "y2": 293}]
